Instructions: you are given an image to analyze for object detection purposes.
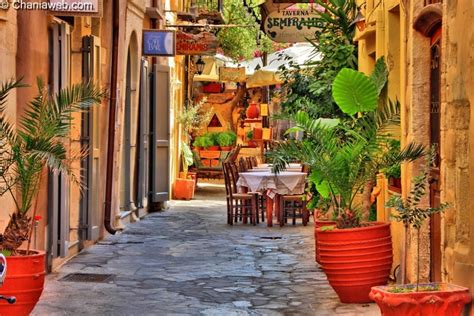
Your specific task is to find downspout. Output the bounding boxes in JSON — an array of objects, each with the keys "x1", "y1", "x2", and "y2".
[{"x1": 104, "y1": 0, "x2": 120, "y2": 235}]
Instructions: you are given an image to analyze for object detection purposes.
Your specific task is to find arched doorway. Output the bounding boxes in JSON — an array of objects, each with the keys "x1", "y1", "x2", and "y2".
[{"x1": 120, "y1": 33, "x2": 139, "y2": 217}]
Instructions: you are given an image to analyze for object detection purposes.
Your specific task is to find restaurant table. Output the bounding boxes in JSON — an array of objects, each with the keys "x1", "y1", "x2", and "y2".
[{"x1": 236, "y1": 171, "x2": 307, "y2": 227}]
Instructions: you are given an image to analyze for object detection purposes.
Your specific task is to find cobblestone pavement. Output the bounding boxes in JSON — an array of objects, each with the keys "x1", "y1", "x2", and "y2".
[{"x1": 33, "y1": 183, "x2": 380, "y2": 316}]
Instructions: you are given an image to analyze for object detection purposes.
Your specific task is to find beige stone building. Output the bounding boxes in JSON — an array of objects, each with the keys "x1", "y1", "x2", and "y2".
[
  {"x1": 0, "y1": 0, "x2": 186, "y2": 271},
  {"x1": 358, "y1": 0, "x2": 474, "y2": 309}
]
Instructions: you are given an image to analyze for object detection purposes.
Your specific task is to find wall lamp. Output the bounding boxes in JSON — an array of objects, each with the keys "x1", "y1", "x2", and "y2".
[
  {"x1": 350, "y1": 2, "x2": 367, "y2": 32},
  {"x1": 195, "y1": 56, "x2": 205, "y2": 75}
]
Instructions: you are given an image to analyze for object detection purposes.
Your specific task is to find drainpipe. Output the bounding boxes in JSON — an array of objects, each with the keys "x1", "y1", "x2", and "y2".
[{"x1": 104, "y1": 0, "x2": 120, "y2": 235}]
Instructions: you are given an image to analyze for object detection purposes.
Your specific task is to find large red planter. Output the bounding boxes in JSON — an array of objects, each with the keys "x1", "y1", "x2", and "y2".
[
  {"x1": 313, "y1": 219, "x2": 336, "y2": 263},
  {"x1": 316, "y1": 222, "x2": 392, "y2": 303},
  {"x1": 370, "y1": 283, "x2": 471, "y2": 316},
  {"x1": 0, "y1": 251, "x2": 46, "y2": 315}
]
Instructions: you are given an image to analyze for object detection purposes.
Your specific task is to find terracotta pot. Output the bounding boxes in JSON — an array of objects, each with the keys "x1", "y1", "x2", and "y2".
[
  {"x1": 187, "y1": 171, "x2": 198, "y2": 191},
  {"x1": 314, "y1": 220, "x2": 336, "y2": 263},
  {"x1": 208, "y1": 146, "x2": 220, "y2": 151},
  {"x1": 370, "y1": 283, "x2": 471, "y2": 316},
  {"x1": 173, "y1": 178, "x2": 195, "y2": 200},
  {"x1": 246, "y1": 103, "x2": 260, "y2": 119},
  {"x1": 220, "y1": 146, "x2": 232, "y2": 151},
  {"x1": 0, "y1": 250, "x2": 46, "y2": 315},
  {"x1": 316, "y1": 222, "x2": 392, "y2": 303}
]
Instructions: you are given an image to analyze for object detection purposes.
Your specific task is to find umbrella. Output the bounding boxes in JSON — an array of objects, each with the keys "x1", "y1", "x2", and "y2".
[{"x1": 245, "y1": 43, "x2": 321, "y2": 88}]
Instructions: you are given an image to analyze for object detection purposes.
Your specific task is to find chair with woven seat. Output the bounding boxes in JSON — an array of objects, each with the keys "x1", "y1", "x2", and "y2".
[{"x1": 223, "y1": 162, "x2": 257, "y2": 225}]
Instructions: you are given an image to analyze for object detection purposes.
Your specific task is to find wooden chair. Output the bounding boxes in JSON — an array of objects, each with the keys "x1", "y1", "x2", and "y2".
[
  {"x1": 238, "y1": 157, "x2": 249, "y2": 172},
  {"x1": 223, "y1": 162, "x2": 257, "y2": 225},
  {"x1": 250, "y1": 156, "x2": 258, "y2": 168},
  {"x1": 245, "y1": 157, "x2": 254, "y2": 169},
  {"x1": 279, "y1": 166, "x2": 310, "y2": 226}
]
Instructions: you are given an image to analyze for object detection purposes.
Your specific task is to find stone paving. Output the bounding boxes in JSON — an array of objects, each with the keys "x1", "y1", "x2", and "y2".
[{"x1": 33, "y1": 183, "x2": 380, "y2": 315}]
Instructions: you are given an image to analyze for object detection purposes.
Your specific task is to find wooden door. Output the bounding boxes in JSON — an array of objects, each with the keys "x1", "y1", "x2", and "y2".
[{"x1": 80, "y1": 35, "x2": 101, "y2": 242}]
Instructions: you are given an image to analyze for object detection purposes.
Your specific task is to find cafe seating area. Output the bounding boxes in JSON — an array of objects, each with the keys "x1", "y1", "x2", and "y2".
[{"x1": 222, "y1": 153, "x2": 310, "y2": 227}]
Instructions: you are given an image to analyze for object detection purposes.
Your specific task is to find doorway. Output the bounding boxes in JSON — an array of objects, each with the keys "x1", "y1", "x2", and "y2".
[
  {"x1": 80, "y1": 35, "x2": 101, "y2": 244},
  {"x1": 429, "y1": 27, "x2": 442, "y2": 282}
]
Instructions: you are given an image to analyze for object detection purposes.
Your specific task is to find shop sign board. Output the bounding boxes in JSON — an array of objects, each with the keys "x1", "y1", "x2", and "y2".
[
  {"x1": 176, "y1": 31, "x2": 217, "y2": 56},
  {"x1": 219, "y1": 67, "x2": 246, "y2": 82},
  {"x1": 49, "y1": 0, "x2": 102, "y2": 16},
  {"x1": 264, "y1": 8, "x2": 323, "y2": 43},
  {"x1": 142, "y1": 30, "x2": 176, "y2": 56}
]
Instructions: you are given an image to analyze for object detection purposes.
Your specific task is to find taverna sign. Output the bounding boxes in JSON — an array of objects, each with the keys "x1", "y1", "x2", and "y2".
[{"x1": 264, "y1": 8, "x2": 323, "y2": 43}]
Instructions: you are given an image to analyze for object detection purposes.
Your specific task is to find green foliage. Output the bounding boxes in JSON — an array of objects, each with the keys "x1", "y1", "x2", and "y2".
[
  {"x1": 193, "y1": 135, "x2": 214, "y2": 149},
  {"x1": 0, "y1": 78, "x2": 105, "y2": 253},
  {"x1": 181, "y1": 141, "x2": 194, "y2": 175},
  {"x1": 383, "y1": 139, "x2": 402, "y2": 179},
  {"x1": 268, "y1": 67, "x2": 425, "y2": 229},
  {"x1": 332, "y1": 68, "x2": 378, "y2": 115},
  {"x1": 386, "y1": 148, "x2": 449, "y2": 230},
  {"x1": 216, "y1": 0, "x2": 274, "y2": 60},
  {"x1": 246, "y1": 130, "x2": 254, "y2": 140},
  {"x1": 279, "y1": 1, "x2": 358, "y2": 119},
  {"x1": 216, "y1": 131, "x2": 237, "y2": 147},
  {"x1": 177, "y1": 98, "x2": 211, "y2": 142}
]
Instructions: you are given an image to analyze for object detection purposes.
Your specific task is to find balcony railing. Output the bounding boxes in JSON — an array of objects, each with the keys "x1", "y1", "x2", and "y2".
[{"x1": 189, "y1": 0, "x2": 223, "y2": 13}]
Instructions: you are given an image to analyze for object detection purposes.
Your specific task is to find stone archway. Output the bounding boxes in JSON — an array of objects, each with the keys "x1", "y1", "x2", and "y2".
[{"x1": 120, "y1": 31, "x2": 139, "y2": 217}]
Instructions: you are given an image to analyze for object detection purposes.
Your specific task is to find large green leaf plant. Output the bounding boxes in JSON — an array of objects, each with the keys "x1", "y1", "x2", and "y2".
[
  {"x1": 0, "y1": 79, "x2": 105, "y2": 254},
  {"x1": 269, "y1": 60, "x2": 425, "y2": 228}
]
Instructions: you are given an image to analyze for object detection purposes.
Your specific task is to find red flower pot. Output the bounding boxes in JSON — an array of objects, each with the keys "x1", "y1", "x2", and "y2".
[
  {"x1": 246, "y1": 103, "x2": 260, "y2": 119},
  {"x1": 314, "y1": 220, "x2": 336, "y2": 263},
  {"x1": 370, "y1": 283, "x2": 471, "y2": 316},
  {"x1": 173, "y1": 178, "x2": 195, "y2": 200},
  {"x1": 220, "y1": 146, "x2": 232, "y2": 151},
  {"x1": 316, "y1": 222, "x2": 392, "y2": 303},
  {"x1": 208, "y1": 146, "x2": 220, "y2": 151},
  {"x1": 0, "y1": 251, "x2": 46, "y2": 315}
]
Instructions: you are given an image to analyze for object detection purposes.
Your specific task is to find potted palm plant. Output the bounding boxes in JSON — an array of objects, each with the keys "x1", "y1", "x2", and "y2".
[
  {"x1": 370, "y1": 150, "x2": 471, "y2": 315},
  {"x1": 0, "y1": 78, "x2": 105, "y2": 314},
  {"x1": 269, "y1": 62, "x2": 425, "y2": 303}
]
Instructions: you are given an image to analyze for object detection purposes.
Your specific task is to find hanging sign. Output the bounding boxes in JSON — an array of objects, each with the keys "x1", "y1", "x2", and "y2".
[
  {"x1": 142, "y1": 30, "x2": 176, "y2": 56},
  {"x1": 176, "y1": 31, "x2": 217, "y2": 56},
  {"x1": 219, "y1": 67, "x2": 246, "y2": 82},
  {"x1": 264, "y1": 8, "x2": 323, "y2": 43},
  {"x1": 48, "y1": 0, "x2": 102, "y2": 16}
]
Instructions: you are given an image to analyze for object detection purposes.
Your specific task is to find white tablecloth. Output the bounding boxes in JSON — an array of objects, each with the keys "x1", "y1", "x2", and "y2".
[{"x1": 237, "y1": 171, "x2": 307, "y2": 198}]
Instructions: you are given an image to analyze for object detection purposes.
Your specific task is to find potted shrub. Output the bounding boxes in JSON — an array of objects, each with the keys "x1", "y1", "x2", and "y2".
[
  {"x1": 269, "y1": 62, "x2": 425, "y2": 303},
  {"x1": 246, "y1": 130, "x2": 258, "y2": 148},
  {"x1": 206, "y1": 133, "x2": 220, "y2": 151},
  {"x1": 370, "y1": 150, "x2": 471, "y2": 315},
  {"x1": 174, "y1": 142, "x2": 195, "y2": 200},
  {"x1": 0, "y1": 79, "x2": 105, "y2": 314},
  {"x1": 217, "y1": 131, "x2": 237, "y2": 151}
]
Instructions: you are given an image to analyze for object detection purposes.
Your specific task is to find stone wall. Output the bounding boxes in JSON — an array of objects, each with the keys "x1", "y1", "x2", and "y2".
[{"x1": 440, "y1": 0, "x2": 474, "y2": 305}]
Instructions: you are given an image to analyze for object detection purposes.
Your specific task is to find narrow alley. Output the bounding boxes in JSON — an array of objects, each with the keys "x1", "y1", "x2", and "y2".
[{"x1": 33, "y1": 184, "x2": 379, "y2": 315}]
